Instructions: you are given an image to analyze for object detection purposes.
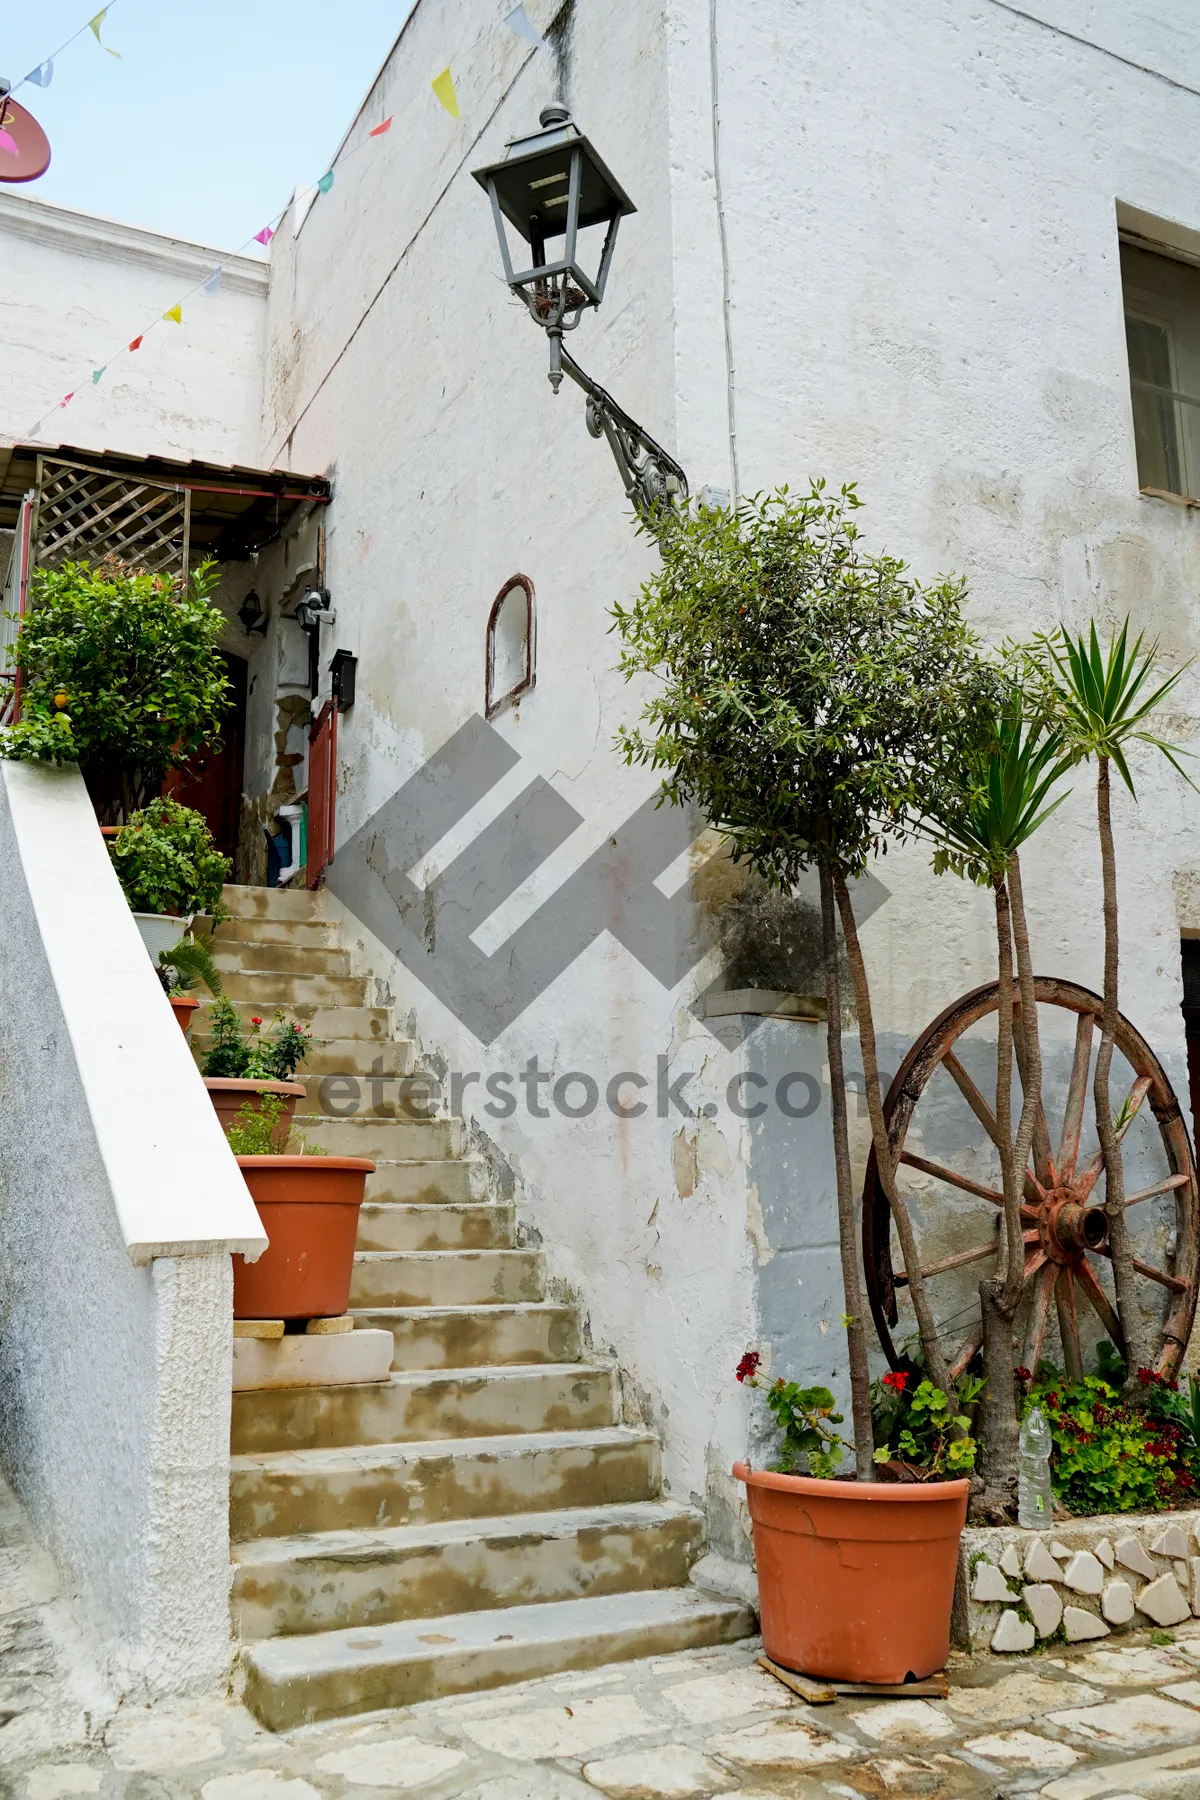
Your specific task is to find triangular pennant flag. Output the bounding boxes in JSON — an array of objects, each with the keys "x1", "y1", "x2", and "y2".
[
  {"x1": 316, "y1": 171, "x2": 334, "y2": 195},
  {"x1": 369, "y1": 116, "x2": 392, "y2": 137},
  {"x1": 162, "y1": 304, "x2": 182, "y2": 324},
  {"x1": 128, "y1": 335, "x2": 143, "y2": 351},
  {"x1": 24, "y1": 423, "x2": 42, "y2": 440},
  {"x1": 253, "y1": 225, "x2": 274, "y2": 246},
  {"x1": 0, "y1": 130, "x2": 18, "y2": 157},
  {"x1": 88, "y1": 9, "x2": 121, "y2": 56},
  {"x1": 203, "y1": 266, "x2": 222, "y2": 295},
  {"x1": 504, "y1": 4, "x2": 544, "y2": 47},
  {"x1": 92, "y1": 368, "x2": 105, "y2": 384},
  {"x1": 24, "y1": 59, "x2": 54, "y2": 88},
  {"x1": 60, "y1": 393, "x2": 75, "y2": 407},
  {"x1": 431, "y1": 67, "x2": 459, "y2": 117}
]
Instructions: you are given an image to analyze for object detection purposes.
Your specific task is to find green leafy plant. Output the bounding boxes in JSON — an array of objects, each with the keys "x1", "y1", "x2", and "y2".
[
  {"x1": 871, "y1": 1370, "x2": 982, "y2": 1478},
  {"x1": 224, "y1": 1092, "x2": 326, "y2": 1157},
  {"x1": 157, "y1": 936, "x2": 222, "y2": 999},
  {"x1": 201, "y1": 998, "x2": 312, "y2": 1081},
  {"x1": 1024, "y1": 1373, "x2": 1196, "y2": 1514},
  {"x1": 1141, "y1": 1368, "x2": 1200, "y2": 1486},
  {"x1": 736, "y1": 1355, "x2": 856, "y2": 1477},
  {"x1": 617, "y1": 486, "x2": 1000, "y2": 1475},
  {"x1": 109, "y1": 797, "x2": 230, "y2": 917},
  {"x1": 1, "y1": 555, "x2": 231, "y2": 821}
]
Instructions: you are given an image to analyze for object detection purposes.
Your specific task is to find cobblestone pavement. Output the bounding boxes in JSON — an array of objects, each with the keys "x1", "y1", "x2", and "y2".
[{"x1": 5, "y1": 1485, "x2": 1200, "y2": 1800}]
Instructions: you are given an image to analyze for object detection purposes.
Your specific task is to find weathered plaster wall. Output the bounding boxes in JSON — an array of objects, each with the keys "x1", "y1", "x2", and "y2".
[
  {"x1": 0, "y1": 190, "x2": 267, "y2": 464},
  {"x1": 0, "y1": 762, "x2": 264, "y2": 1694}
]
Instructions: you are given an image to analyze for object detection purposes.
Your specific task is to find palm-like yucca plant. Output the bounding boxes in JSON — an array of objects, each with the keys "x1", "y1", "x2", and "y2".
[
  {"x1": 1039, "y1": 621, "x2": 1194, "y2": 1388},
  {"x1": 158, "y1": 935, "x2": 222, "y2": 999},
  {"x1": 922, "y1": 708, "x2": 1070, "y2": 1513}
]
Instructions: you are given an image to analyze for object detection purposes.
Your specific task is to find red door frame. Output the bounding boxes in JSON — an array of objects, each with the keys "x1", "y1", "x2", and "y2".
[{"x1": 306, "y1": 699, "x2": 337, "y2": 888}]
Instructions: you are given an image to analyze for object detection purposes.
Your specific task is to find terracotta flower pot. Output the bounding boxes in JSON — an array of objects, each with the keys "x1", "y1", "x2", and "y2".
[
  {"x1": 733, "y1": 1462, "x2": 969, "y2": 1683},
  {"x1": 170, "y1": 995, "x2": 200, "y2": 1035},
  {"x1": 204, "y1": 1077, "x2": 307, "y2": 1133},
  {"x1": 234, "y1": 1155, "x2": 375, "y2": 1320}
]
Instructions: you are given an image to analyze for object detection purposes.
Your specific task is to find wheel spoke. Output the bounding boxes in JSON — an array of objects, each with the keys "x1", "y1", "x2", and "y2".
[
  {"x1": 939, "y1": 1051, "x2": 1046, "y2": 1204},
  {"x1": 1091, "y1": 1245, "x2": 1188, "y2": 1295},
  {"x1": 1075, "y1": 1256, "x2": 1125, "y2": 1352},
  {"x1": 1014, "y1": 1015, "x2": 1057, "y2": 1188},
  {"x1": 899, "y1": 1150, "x2": 1005, "y2": 1207},
  {"x1": 1056, "y1": 1268, "x2": 1084, "y2": 1382},
  {"x1": 1077, "y1": 1075, "x2": 1154, "y2": 1199},
  {"x1": 1022, "y1": 1261, "x2": 1057, "y2": 1375},
  {"x1": 1057, "y1": 1012, "x2": 1094, "y2": 1181},
  {"x1": 896, "y1": 1240, "x2": 998, "y2": 1286},
  {"x1": 1124, "y1": 1172, "x2": 1190, "y2": 1207},
  {"x1": 948, "y1": 1330, "x2": 984, "y2": 1381}
]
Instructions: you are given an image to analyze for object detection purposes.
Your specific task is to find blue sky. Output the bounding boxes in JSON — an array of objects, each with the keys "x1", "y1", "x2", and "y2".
[{"x1": 3, "y1": 1, "x2": 415, "y2": 251}]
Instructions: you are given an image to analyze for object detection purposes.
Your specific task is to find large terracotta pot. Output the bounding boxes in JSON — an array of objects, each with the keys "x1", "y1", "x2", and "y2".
[
  {"x1": 170, "y1": 995, "x2": 200, "y2": 1035},
  {"x1": 734, "y1": 1462, "x2": 969, "y2": 1683},
  {"x1": 234, "y1": 1155, "x2": 374, "y2": 1319},
  {"x1": 204, "y1": 1077, "x2": 307, "y2": 1133}
]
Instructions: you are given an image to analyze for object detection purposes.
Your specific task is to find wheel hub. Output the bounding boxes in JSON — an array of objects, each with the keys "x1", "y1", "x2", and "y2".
[{"x1": 1037, "y1": 1187, "x2": 1109, "y2": 1264}]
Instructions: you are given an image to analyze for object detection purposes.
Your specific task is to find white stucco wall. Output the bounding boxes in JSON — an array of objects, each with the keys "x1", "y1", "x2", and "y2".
[
  {"x1": 0, "y1": 191, "x2": 267, "y2": 464},
  {"x1": 0, "y1": 762, "x2": 265, "y2": 1694},
  {"x1": 253, "y1": 0, "x2": 1200, "y2": 1551}
]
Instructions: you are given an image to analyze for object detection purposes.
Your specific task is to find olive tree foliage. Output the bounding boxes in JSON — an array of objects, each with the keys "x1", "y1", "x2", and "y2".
[
  {"x1": 2, "y1": 555, "x2": 230, "y2": 822},
  {"x1": 613, "y1": 484, "x2": 1001, "y2": 1478}
]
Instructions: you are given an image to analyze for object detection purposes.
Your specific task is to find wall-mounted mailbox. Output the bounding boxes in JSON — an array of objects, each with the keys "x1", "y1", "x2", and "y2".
[{"x1": 330, "y1": 647, "x2": 357, "y2": 712}]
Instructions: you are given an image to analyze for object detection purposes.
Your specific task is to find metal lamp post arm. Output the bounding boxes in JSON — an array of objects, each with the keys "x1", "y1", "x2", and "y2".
[{"x1": 559, "y1": 347, "x2": 689, "y2": 515}]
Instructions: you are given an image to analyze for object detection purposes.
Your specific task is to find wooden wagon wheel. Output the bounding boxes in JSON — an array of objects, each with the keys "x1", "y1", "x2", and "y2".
[{"x1": 862, "y1": 978, "x2": 1199, "y2": 1383}]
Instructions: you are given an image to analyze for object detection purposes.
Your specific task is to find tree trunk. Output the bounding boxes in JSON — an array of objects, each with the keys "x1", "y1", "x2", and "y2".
[
  {"x1": 1093, "y1": 756, "x2": 1149, "y2": 1385},
  {"x1": 976, "y1": 873, "x2": 1022, "y2": 1515},
  {"x1": 832, "y1": 864, "x2": 957, "y2": 1399},
  {"x1": 819, "y1": 858, "x2": 875, "y2": 1480},
  {"x1": 1005, "y1": 853, "x2": 1043, "y2": 1316}
]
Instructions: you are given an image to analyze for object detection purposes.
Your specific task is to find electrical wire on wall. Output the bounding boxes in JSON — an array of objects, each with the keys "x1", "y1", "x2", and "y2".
[{"x1": 709, "y1": 0, "x2": 739, "y2": 501}]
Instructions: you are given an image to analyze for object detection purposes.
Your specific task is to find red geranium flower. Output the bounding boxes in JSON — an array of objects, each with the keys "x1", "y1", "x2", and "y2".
[
  {"x1": 735, "y1": 1352, "x2": 761, "y2": 1384},
  {"x1": 251, "y1": 1016, "x2": 263, "y2": 1026},
  {"x1": 882, "y1": 1371, "x2": 908, "y2": 1392}
]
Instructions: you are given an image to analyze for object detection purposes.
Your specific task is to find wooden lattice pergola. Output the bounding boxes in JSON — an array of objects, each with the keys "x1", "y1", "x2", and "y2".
[{"x1": 30, "y1": 455, "x2": 191, "y2": 579}]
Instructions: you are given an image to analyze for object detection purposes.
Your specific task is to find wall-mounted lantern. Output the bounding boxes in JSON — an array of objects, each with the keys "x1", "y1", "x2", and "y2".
[
  {"x1": 330, "y1": 647, "x2": 357, "y2": 712},
  {"x1": 485, "y1": 575, "x2": 535, "y2": 719},
  {"x1": 473, "y1": 107, "x2": 687, "y2": 515},
  {"x1": 237, "y1": 589, "x2": 269, "y2": 635}
]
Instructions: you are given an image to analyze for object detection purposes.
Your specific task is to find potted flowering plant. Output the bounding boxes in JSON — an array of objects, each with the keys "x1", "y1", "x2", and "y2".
[
  {"x1": 226, "y1": 1095, "x2": 373, "y2": 1321},
  {"x1": 200, "y1": 997, "x2": 311, "y2": 1132},
  {"x1": 733, "y1": 1353, "x2": 980, "y2": 1682}
]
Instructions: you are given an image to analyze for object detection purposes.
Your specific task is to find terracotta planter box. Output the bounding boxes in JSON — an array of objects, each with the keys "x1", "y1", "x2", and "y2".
[
  {"x1": 169, "y1": 995, "x2": 200, "y2": 1035},
  {"x1": 204, "y1": 1077, "x2": 307, "y2": 1133},
  {"x1": 233, "y1": 1155, "x2": 374, "y2": 1320},
  {"x1": 957, "y1": 1509, "x2": 1200, "y2": 1654},
  {"x1": 735, "y1": 1461, "x2": 969, "y2": 1683}
]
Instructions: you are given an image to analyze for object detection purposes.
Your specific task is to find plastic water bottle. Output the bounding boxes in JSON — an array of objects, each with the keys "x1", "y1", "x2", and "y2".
[{"x1": 1018, "y1": 1407, "x2": 1053, "y2": 1528}]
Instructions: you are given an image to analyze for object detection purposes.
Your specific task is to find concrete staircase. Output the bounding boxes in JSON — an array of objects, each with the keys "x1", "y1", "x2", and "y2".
[{"x1": 198, "y1": 886, "x2": 754, "y2": 1730}]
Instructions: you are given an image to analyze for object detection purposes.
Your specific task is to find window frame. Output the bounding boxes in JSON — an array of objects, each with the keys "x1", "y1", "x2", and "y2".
[{"x1": 484, "y1": 573, "x2": 536, "y2": 719}]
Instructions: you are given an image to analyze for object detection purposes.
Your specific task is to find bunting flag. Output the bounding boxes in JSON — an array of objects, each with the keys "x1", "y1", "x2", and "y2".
[
  {"x1": 162, "y1": 304, "x2": 182, "y2": 324},
  {"x1": 0, "y1": 131, "x2": 18, "y2": 157},
  {"x1": 504, "y1": 4, "x2": 544, "y2": 47},
  {"x1": 24, "y1": 60, "x2": 54, "y2": 88},
  {"x1": 431, "y1": 67, "x2": 459, "y2": 117},
  {"x1": 92, "y1": 367, "x2": 105, "y2": 384},
  {"x1": 128, "y1": 334, "x2": 143, "y2": 351},
  {"x1": 203, "y1": 266, "x2": 222, "y2": 295},
  {"x1": 369, "y1": 116, "x2": 392, "y2": 137},
  {"x1": 317, "y1": 171, "x2": 334, "y2": 195},
  {"x1": 254, "y1": 225, "x2": 274, "y2": 246},
  {"x1": 88, "y1": 9, "x2": 121, "y2": 56},
  {"x1": 60, "y1": 393, "x2": 74, "y2": 407}
]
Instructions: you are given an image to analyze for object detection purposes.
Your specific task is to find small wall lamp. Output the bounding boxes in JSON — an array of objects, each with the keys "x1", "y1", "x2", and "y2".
[{"x1": 237, "y1": 589, "x2": 269, "y2": 636}]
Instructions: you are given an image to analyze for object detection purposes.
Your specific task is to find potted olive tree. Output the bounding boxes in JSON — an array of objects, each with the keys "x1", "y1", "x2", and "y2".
[{"x1": 613, "y1": 484, "x2": 997, "y2": 1681}]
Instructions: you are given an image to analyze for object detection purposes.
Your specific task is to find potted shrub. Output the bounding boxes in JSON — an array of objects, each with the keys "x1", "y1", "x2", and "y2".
[
  {"x1": 733, "y1": 1357, "x2": 977, "y2": 1682},
  {"x1": 200, "y1": 997, "x2": 311, "y2": 1131},
  {"x1": 0, "y1": 554, "x2": 232, "y2": 824},
  {"x1": 157, "y1": 934, "x2": 222, "y2": 1036},
  {"x1": 612, "y1": 484, "x2": 996, "y2": 1678},
  {"x1": 108, "y1": 797, "x2": 231, "y2": 958},
  {"x1": 225, "y1": 1096, "x2": 374, "y2": 1320}
]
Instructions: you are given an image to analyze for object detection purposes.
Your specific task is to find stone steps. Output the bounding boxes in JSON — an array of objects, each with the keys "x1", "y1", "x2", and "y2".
[
  {"x1": 229, "y1": 1428, "x2": 662, "y2": 1542},
  {"x1": 349, "y1": 1250, "x2": 543, "y2": 1310},
  {"x1": 216, "y1": 886, "x2": 752, "y2": 1728},
  {"x1": 232, "y1": 1501, "x2": 704, "y2": 1641},
  {"x1": 241, "y1": 1588, "x2": 756, "y2": 1730},
  {"x1": 231, "y1": 1365, "x2": 619, "y2": 1454},
  {"x1": 356, "y1": 1201, "x2": 515, "y2": 1252},
  {"x1": 351, "y1": 1303, "x2": 580, "y2": 1371}
]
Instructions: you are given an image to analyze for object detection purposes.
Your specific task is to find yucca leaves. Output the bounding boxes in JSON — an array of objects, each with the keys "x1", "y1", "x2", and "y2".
[
  {"x1": 1041, "y1": 618, "x2": 1194, "y2": 793},
  {"x1": 159, "y1": 935, "x2": 222, "y2": 998},
  {"x1": 923, "y1": 709, "x2": 1071, "y2": 886}
]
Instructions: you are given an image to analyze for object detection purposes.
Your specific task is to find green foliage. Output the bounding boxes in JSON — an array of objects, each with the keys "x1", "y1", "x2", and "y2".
[
  {"x1": 759, "y1": 1379, "x2": 854, "y2": 1478},
  {"x1": 613, "y1": 484, "x2": 1001, "y2": 884},
  {"x1": 224, "y1": 1091, "x2": 327, "y2": 1158},
  {"x1": 1095, "y1": 1339, "x2": 1128, "y2": 1388},
  {"x1": 871, "y1": 1372, "x2": 982, "y2": 1477},
  {"x1": 1, "y1": 557, "x2": 231, "y2": 813},
  {"x1": 1142, "y1": 1369, "x2": 1200, "y2": 1486},
  {"x1": 923, "y1": 706, "x2": 1071, "y2": 887},
  {"x1": 1026, "y1": 1375, "x2": 1196, "y2": 1514},
  {"x1": 200, "y1": 999, "x2": 312, "y2": 1081},
  {"x1": 158, "y1": 936, "x2": 222, "y2": 998},
  {"x1": 109, "y1": 797, "x2": 230, "y2": 917},
  {"x1": 1034, "y1": 618, "x2": 1195, "y2": 794}
]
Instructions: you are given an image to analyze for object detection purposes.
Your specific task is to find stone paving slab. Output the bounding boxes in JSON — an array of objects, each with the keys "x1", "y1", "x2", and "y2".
[{"x1": 9, "y1": 1481, "x2": 1200, "y2": 1800}]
